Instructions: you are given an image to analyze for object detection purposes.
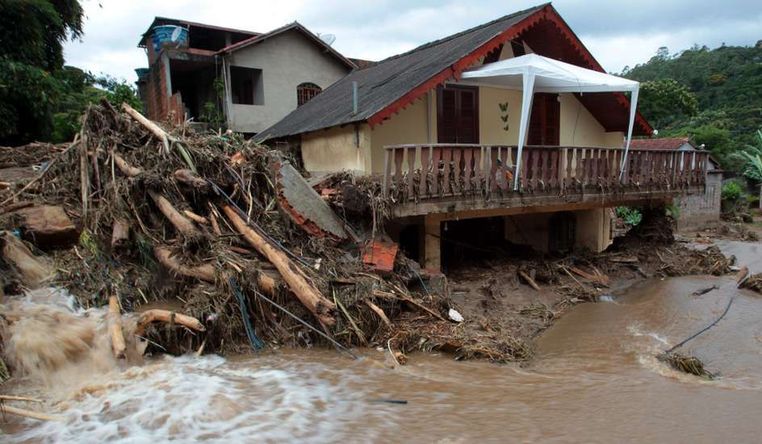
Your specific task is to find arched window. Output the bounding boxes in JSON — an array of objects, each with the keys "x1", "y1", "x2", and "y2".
[{"x1": 297, "y1": 82, "x2": 322, "y2": 107}]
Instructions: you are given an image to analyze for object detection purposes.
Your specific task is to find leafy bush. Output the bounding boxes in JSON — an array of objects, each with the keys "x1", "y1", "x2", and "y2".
[
  {"x1": 721, "y1": 181, "x2": 743, "y2": 202},
  {"x1": 616, "y1": 206, "x2": 643, "y2": 226}
]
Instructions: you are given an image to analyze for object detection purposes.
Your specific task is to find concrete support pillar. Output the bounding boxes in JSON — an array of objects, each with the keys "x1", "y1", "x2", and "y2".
[
  {"x1": 423, "y1": 214, "x2": 442, "y2": 271},
  {"x1": 575, "y1": 208, "x2": 613, "y2": 252}
]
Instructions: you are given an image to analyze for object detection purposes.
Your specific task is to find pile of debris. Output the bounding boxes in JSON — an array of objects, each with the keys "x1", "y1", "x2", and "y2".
[
  {"x1": 0, "y1": 102, "x2": 738, "y2": 374},
  {"x1": 0, "y1": 102, "x2": 446, "y2": 368}
]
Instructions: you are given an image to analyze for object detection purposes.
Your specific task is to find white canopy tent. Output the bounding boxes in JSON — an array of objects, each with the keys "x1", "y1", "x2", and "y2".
[{"x1": 460, "y1": 53, "x2": 641, "y2": 190}]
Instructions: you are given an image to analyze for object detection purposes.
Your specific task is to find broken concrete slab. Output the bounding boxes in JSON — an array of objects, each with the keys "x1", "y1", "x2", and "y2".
[
  {"x1": 273, "y1": 160, "x2": 348, "y2": 241},
  {"x1": 14, "y1": 205, "x2": 78, "y2": 249}
]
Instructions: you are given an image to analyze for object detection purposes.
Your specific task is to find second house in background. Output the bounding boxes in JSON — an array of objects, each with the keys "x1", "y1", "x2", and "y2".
[{"x1": 136, "y1": 18, "x2": 357, "y2": 135}]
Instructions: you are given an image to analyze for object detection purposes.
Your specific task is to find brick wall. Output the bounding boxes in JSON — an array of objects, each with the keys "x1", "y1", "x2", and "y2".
[{"x1": 676, "y1": 172, "x2": 722, "y2": 230}]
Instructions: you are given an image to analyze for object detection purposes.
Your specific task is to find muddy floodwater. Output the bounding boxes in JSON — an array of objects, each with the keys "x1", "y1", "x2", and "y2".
[{"x1": 4, "y1": 239, "x2": 762, "y2": 442}]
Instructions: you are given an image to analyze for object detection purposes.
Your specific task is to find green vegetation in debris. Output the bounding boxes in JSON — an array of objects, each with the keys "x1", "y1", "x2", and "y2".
[
  {"x1": 623, "y1": 42, "x2": 762, "y2": 170},
  {"x1": 0, "y1": 0, "x2": 140, "y2": 145},
  {"x1": 616, "y1": 206, "x2": 643, "y2": 227}
]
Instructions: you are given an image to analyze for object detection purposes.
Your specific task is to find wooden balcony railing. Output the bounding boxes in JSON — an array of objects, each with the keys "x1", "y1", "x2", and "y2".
[{"x1": 383, "y1": 144, "x2": 709, "y2": 202}]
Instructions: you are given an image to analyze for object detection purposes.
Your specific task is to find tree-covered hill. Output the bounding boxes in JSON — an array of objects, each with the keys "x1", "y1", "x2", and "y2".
[{"x1": 622, "y1": 42, "x2": 762, "y2": 169}]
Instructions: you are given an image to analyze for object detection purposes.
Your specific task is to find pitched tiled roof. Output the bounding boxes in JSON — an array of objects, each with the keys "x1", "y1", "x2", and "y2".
[
  {"x1": 630, "y1": 137, "x2": 694, "y2": 150},
  {"x1": 255, "y1": 4, "x2": 548, "y2": 142}
]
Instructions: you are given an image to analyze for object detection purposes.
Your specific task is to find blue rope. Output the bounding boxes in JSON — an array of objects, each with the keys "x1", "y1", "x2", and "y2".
[{"x1": 229, "y1": 277, "x2": 265, "y2": 350}]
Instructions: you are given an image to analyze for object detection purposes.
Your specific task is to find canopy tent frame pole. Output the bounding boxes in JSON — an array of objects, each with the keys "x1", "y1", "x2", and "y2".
[
  {"x1": 513, "y1": 69, "x2": 536, "y2": 191},
  {"x1": 619, "y1": 86, "x2": 639, "y2": 180}
]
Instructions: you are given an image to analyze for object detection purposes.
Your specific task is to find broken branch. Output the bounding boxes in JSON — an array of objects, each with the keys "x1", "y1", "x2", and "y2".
[
  {"x1": 148, "y1": 191, "x2": 201, "y2": 237},
  {"x1": 135, "y1": 309, "x2": 205, "y2": 336}
]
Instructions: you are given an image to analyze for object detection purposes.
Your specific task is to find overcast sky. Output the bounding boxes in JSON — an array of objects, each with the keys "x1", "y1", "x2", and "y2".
[{"x1": 64, "y1": 0, "x2": 762, "y2": 83}]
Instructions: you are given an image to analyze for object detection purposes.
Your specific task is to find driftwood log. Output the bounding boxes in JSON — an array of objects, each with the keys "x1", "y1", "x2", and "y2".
[
  {"x1": 108, "y1": 295, "x2": 127, "y2": 359},
  {"x1": 122, "y1": 103, "x2": 170, "y2": 153},
  {"x1": 222, "y1": 205, "x2": 336, "y2": 326},
  {"x1": 135, "y1": 309, "x2": 205, "y2": 336},
  {"x1": 148, "y1": 191, "x2": 200, "y2": 237},
  {"x1": 154, "y1": 246, "x2": 215, "y2": 282},
  {"x1": 174, "y1": 169, "x2": 208, "y2": 190},
  {"x1": 113, "y1": 153, "x2": 142, "y2": 177},
  {"x1": 1, "y1": 232, "x2": 54, "y2": 287}
]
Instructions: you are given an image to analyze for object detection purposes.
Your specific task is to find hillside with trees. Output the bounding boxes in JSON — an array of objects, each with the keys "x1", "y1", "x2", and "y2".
[
  {"x1": 622, "y1": 42, "x2": 762, "y2": 171},
  {"x1": 0, "y1": 0, "x2": 140, "y2": 146}
]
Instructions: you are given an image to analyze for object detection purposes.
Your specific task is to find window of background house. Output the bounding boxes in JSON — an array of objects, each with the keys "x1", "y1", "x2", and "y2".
[
  {"x1": 231, "y1": 66, "x2": 263, "y2": 105},
  {"x1": 297, "y1": 82, "x2": 322, "y2": 106}
]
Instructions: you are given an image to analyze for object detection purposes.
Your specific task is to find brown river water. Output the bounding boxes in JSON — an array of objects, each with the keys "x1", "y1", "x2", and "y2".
[{"x1": 2, "y1": 239, "x2": 762, "y2": 443}]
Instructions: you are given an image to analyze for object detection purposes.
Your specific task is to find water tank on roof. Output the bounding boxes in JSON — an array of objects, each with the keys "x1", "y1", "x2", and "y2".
[{"x1": 151, "y1": 25, "x2": 189, "y2": 52}]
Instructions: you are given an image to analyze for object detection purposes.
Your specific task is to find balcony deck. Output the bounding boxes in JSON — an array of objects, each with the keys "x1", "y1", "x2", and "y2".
[{"x1": 383, "y1": 144, "x2": 709, "y2": 218}]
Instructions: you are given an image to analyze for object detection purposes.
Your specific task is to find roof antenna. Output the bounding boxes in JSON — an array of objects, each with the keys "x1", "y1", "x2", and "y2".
[{"x1": 317, "y1": 33, "x2": 336, "y2": 46}]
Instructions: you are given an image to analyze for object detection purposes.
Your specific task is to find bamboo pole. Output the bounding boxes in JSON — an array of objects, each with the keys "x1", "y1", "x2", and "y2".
[
  {"x1": 108, "y1": 295, "x2": 127, "y2": 359},
  {"x1": 222, "y1": 205, "x2": 336, "y2": 326}
]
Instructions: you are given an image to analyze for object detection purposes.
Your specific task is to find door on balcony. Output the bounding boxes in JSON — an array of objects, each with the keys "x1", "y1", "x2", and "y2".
[
  {"x1": 437, "y1": 85, "x2": 479, "y2": 144},
  {"x1": 528, "y1": 93, "x2": 560, "y2": 145}
]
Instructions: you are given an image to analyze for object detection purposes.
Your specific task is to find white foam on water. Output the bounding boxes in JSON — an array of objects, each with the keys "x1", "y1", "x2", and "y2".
[{"x1": 9, "y1": 354, "x2": 377, "y2": 443}]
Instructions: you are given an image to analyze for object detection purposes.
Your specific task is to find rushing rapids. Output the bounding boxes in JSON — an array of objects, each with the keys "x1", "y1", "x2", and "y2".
[{"x1": 1, "y1": 239, "x2": 761, "y2": 442}]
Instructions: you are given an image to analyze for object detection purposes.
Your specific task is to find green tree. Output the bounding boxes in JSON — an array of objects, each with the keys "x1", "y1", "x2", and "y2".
[
  {"x1": 638, "y1": 79, "x2": 698, "y2": 129},
  {"x1": 0, "y1": 0, "x2": 84, "y2": 144}
]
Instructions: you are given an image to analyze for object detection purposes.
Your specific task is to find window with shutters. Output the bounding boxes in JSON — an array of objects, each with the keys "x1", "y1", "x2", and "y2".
[
  {"x1": 297, "y1": 82, "x2": 322, "y2": 107},
  {"x1": 528, "y1": 93, "x2": 560, "y2": 145},
  {"x1": 436, "y1": 85, "x2": 479, "y2": 144}
]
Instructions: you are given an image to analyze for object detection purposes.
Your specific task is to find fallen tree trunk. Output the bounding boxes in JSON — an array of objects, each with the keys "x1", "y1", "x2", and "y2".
[
  {"x1": 154, "y1": 246, "x2": 215, "y2": 282},
  {"x1": 222, "y1": 205, "x2": 336, "y2": 326},
  {"x1": 122, "y1": 103, "x2": 170, "y2": 153},
  {"x1": 148, "y1": 191, "x2": 200, "y2": 237},
  {"x1": 135, "y1": 309, "x2": 205, "y2": 336},
  {"x1": 108, "y1": 295, "x2": 127, "y2": 359}
]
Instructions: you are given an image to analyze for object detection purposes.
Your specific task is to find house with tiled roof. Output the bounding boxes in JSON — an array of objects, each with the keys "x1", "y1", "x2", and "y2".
[
  {"x1": 138, "y1": 4, "x2": 719, "y2": 270},
  {"x1": 136, "y1": 18, "x2": 355, "y2": 133}
]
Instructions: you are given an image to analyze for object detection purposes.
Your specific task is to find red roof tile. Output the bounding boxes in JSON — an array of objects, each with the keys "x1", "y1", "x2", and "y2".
[{"x1": 630, "y1": 138, "x2": 693, "y2": 151}]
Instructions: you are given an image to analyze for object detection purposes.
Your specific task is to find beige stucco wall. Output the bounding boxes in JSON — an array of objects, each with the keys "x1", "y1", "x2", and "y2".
[
  {"x1": 301, "y1": 124, "x2": 371, "y2": 174},
  {"x1": 306, "y1": 87, "x2": 626, "y2": 175},
  {"x1": 479, "y1": 87, "x2": 522, "y2": 145},
  {"x1": 369, "y1": 95, "x2": 434, "y2": 174},
  {"x1": 225, "y1": 30, "x2": 350, "y2": 133},
  {"x1": 559, "y1": 93, "x2": 624, "y2": 147}
]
